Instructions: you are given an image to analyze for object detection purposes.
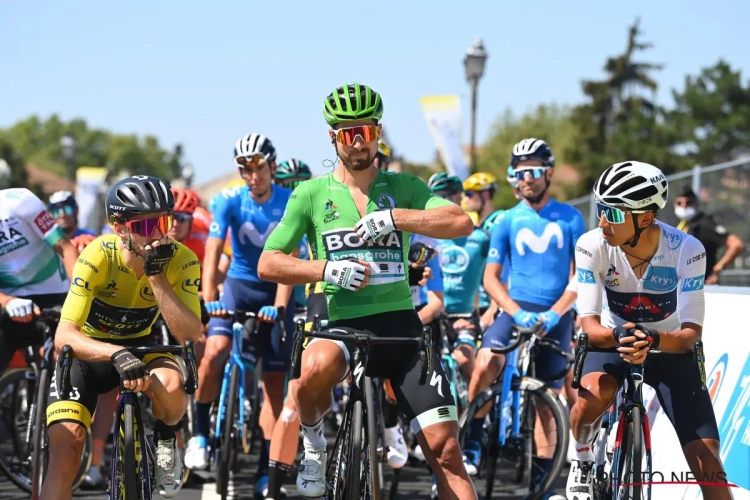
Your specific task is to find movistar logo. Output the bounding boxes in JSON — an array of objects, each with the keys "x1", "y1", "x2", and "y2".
[
  {"x1": 238, "y1": 221, "x2": 279, "y2": 248},
  {"x1": 515, "y1": 223, "x2": 564, "y2": 255}
]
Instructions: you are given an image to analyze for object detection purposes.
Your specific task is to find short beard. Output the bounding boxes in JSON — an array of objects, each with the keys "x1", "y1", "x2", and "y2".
[
  {"x1": 522, "y1": 178, "x2": 550, "y2": 205},
  {"x1": 342, "y1": 151, "x2": 374, "y2": 171}
]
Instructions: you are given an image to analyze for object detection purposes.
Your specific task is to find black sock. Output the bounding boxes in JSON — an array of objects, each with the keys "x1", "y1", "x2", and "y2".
[
  {"x1": 257, "y1": 438, "x2": 271, "y2": 478},
  {"x1": 266, "y1": 460, "x2": 292, "y2": 499},
  {"x1": 154, "y1": 420, "x2": 178, "y2": 442},
  {"x1": 383, "y1": 394, "x2": 399, "y2": 428}
]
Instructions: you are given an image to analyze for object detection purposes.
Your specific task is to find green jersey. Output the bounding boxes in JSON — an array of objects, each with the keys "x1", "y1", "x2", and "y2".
[{"x1": 264, "y1": 169, "x2": 453, "y2": 321}]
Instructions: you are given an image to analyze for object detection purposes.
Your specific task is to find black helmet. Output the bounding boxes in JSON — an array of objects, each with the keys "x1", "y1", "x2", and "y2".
[{"x1": 106, "y1": 175, "x2": 174, "y2": 223}]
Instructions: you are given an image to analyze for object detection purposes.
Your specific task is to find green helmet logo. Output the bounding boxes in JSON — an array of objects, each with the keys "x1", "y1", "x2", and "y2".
[{"x1": 323, "y1": 83, "x2": 384, "y2": 126}]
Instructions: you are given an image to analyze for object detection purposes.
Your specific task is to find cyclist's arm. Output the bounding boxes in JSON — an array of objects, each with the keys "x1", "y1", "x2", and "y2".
[
  {"x1": 549, "y1": 260, "x2": 578, "y2": 316},
  {"x1": 53, "y1": 237, "x2": 78, "y2": 280},
  {"x1": 575, "y1": 233, "x2": 618, "y2": 347},
  {"x1": 152, "y1": 270, "x2": 201, "y2": 344},
  {"x1": 203, "y1": 237, "x2": 225, "y2": 301},
  {"x1": 259, "y1": 184, "x2": 326, "y2": 285},
  {"x1": 55, "y1": 320, "x2": 123, "y2": 361},
  {"x1": 483, "y1": 217, "x2": 522, "y2": 315},
  {"x1": 272, "y1": 247, "x2": 300, "y2": 308},
  {"x1": 419, "y1": 290, "x2": 443, "y2": 324},
  {"x1": 394, "y1": 179, "x2": 472, "y2": 238}
]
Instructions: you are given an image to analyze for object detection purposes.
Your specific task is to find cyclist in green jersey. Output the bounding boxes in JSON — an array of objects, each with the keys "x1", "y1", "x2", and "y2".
[{"x1": 259, "y1": 83, "x2": 477, "y2": 499}]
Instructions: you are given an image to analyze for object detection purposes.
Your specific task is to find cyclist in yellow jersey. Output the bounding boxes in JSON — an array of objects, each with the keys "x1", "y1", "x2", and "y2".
[{"x1": 43, "y1": 176, "x2": 202, "y2": 500}]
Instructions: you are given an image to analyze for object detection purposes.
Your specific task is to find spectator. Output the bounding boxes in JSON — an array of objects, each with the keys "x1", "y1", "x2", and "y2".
[
  {"x1": 48, "y1": 190, "x2": 97, "y2": 239},
  {"x1": 674, "y1": 186, "x2": 745, "y2": 284}
]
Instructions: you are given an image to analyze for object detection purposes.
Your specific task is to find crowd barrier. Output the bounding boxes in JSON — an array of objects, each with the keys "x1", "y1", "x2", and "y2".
[{"x1": 643, "y1": 285, "x2": 750, "y2": 499}]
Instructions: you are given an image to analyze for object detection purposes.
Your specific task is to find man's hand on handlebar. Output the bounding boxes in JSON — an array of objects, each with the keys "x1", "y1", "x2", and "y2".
[
  {"x1": 205, "y1": 300, "x2": 228, "y2": 318},
  {"x1": 452, "y1": 318, "x2": 474, "y2": 331},
  {"x1": 615, "y1": 322, "x2": 651, "y2": 365},
  {"x1": 258, "y1": 305, "x2": 279, "y2": 323},
  {"x1": 111, "y1": 349, "x2": 151, "y2": 392}
]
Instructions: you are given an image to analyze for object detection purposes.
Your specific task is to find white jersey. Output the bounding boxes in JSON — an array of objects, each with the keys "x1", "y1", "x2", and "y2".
[
  {"x1": 575, "y1": 220, "x2": 706, "y2": 331},
  {"x1": 0, "y1": 188, "x2": 69, "y2": 296}
]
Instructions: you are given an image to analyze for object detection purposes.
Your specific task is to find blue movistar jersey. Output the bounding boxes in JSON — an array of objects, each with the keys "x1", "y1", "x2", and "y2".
[
  {"x1": 209, "y1": 184, "x2": 293, "y2": 282},
  {"x1": 439, "y1": 227, "x2": 491, "y2": 314},
  {"x1": 294, "y1": 235, "x2": 310, "y2": 307},
  {"x1": 487, "y1": 199, "x2": 585, "y2": 307},
  {"x1": 74, "y1": 227, "x2": 98, "y2": 237}
]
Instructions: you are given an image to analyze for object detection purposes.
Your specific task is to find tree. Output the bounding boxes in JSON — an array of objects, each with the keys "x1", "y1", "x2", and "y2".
[
  {"x1": 668, "y1": 60, "x2": 750, "y2": 166},
  {"x1": 1, "y1": 115, "x2": 184, "y2": 180},
  {"x1": 0, "y1": 136, "x2": 32, "y2": 191}
]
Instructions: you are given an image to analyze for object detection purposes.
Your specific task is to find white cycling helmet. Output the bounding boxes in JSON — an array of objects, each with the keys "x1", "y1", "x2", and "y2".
[
  {"x1": 234, "y1": 133, "x2": 277, "y2": 162},
  {"x1": 49, "y1": 190, "x2": 77, "y2": 206},
  {"x1": 510, "y1": 138, "x2": 555, "y2": 168},
  {"x1": 593, "y1": 161, "x2": 668, "y2": 211}
]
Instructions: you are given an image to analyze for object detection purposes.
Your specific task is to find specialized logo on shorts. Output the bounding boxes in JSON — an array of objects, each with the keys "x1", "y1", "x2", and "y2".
[
  {"x1": 514, "y1": 222, "x2": 564, "y2": 256},
  {"x1": 376, "y1": 193, "x2": 397, "y2": 209},
  {"x1": 321, "y1": 228, "x2": 404, "y2": 285}
]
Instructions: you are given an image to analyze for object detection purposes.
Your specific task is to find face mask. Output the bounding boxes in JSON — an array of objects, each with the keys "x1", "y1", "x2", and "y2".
[{"x1": 674, "y1": 206, "x2": 696, "y2": 221}]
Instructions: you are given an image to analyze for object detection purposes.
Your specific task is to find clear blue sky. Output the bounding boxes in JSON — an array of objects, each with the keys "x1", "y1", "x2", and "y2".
[{"x1": 2, "y1": 1, "x2": 747, "y2": 184}]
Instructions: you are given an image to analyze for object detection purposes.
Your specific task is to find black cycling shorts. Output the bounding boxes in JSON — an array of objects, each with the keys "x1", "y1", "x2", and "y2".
[
  {"x1": 46, "y1": 336, "x2": 178, "y2": 430},
  {"x1": 582, "y1": 351, "x2": 719, "y2": 446},
  {"x1": 324, "y1": 309, "x2": 457, "y2": 433},
  {"x1": 305, "y1": 291, "x2": 328, "y2": 326},
  {"x1": 0, "y1": 293, "x2": 66, "y2": 373}
]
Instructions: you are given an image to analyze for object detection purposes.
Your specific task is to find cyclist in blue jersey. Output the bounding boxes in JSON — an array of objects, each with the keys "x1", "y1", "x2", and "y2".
[
  {"x1": 463, "y1": 139, "x2": 585, "y2": 487},
  {"x1": 48, "y1": 190, "x2": 98, "y2": 239},
  {"x1": 187, "y1": 134, "x2": 297, "y2": 496}
]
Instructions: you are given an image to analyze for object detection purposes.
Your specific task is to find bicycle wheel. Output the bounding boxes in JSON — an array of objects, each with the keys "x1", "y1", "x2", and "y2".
[
  {"x1": 612, "y1": 407, "x2": 643, "y2": 500},
  {"x1": 483, "y1": 408, "x2": 501, "y2": 500},
  {"x1": 0, "y1": 367, "x2": 35, "y2": 492},
  {"x1": 121, "y1": 402, "x2": 138, "y2": 500},
  {"x1": 30, "y1": 367, "x2": 50, "y2": 499},
  {"x1": 364, "y1": 379, "x2": 381, "y2": 500},
  {"x1": 241, "y1": 363, "x2": 257, "y2": 455},
  {"x1": 347, "y1": 400, "x2": 363, "y2": 500},
  {"x1": 216, "y1": 364, "x2": 239, "y2": 499},
  {"x1": 327, "y1": 405, "x2": 352, "y2": 500},
  {"x1": 459, "y1": 377, "x2": 569, "y2": 500}
]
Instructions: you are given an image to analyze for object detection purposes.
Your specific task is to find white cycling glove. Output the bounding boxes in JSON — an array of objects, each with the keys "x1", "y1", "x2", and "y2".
[
  {"x1": 355, "y1": 209, "x2": 396, "y2": 242},
  {"x1": 323, "y1": 260, "x2": 367, "y2": 291},
  {"x1": 5, "y1": 298, "x2": 35, "y2": 318}
]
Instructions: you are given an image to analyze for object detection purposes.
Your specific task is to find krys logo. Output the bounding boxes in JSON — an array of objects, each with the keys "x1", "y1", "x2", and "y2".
[
  {"x1": 642, "y1": 266, "x2": 678, "y2": 292},
  {"x1": 140, "y1": 286, "x2": 156, "y2": 301},
  {"x1": 376, "y1": 194, "x2": 397, "y2": 209},
  {"x1": 515, "y1": 222, "x2": 564, "y2": 255}
]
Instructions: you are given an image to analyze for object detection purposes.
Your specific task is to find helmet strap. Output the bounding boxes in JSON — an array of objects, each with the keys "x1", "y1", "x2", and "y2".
[
  {"x1": 625, "y1": 213, "x2": 645, "y2": 248},
  {"x1": 123, "y1": 231, "x2": 147, "y2": 260}
]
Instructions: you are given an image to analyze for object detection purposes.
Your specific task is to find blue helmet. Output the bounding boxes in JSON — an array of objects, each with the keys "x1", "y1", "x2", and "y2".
[{"x1": 510, "y1": 138, "x2": 555, "y2": 168}]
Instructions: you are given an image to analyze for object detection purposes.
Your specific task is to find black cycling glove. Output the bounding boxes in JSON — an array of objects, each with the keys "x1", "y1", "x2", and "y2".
[
  {"x1": 634, "y1": 324, "x2": 661, "y2": 350},
  {"x1": 612, "y1": 325, "x2": 636, "y2": 347},
  {"x1": 111, "y1": 349, "x2": 150, "y2": 381},
  {"x1": 143, "y1": 243, "x2": 176, "y2": 276}
]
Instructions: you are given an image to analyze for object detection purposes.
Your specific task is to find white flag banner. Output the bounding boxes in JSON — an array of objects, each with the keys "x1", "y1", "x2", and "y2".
[
  {"x1": 420, "y1": 95, "x2": 469, "y2": 181},
  {"x1": 75, "y1": 167, "x2": 107, "y2": 232}
]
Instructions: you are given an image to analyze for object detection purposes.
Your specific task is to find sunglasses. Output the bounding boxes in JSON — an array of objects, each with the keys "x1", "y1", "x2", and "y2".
[
  {"x1": 332, "y1": 125, "x2": 380, "y2": 146},
  {"x1": 50, "y1": 205, "x2": 75, "y2": 217},
  {"x1": 173, "y1": 212, "x2": 193, "y2": 224},
  {"x1": 596, "y1": 203, "x2": 647, "y2": 224},
  {"x1": 513, "y1": 167, "x2": 550, "y2": 180},
  {"x1": 463, "y1": 190, "x2": 480, "y2": 198},
  {"x1": 124, "y1": 214, "x2": 174, "y2": 237},
  {"x1": 235, "y1": 154, "x2": 267, "y2": 168}
]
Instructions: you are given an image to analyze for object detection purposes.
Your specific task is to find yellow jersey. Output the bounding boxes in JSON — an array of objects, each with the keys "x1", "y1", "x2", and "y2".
[{"x1": 60, "y1": 235, "x2": 202, "y2": 341}]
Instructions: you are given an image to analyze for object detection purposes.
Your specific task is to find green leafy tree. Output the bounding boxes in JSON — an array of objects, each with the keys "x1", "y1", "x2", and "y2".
[{"x1": 0, "y1": 136, "x2": 32, "y2": 191}]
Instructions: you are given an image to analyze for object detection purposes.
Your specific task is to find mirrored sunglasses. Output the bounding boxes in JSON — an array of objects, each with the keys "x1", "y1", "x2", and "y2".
[
  {"x1": 514, "y1": 167, "x2": 550, "y2": 180},
  {"x1": 235, "y1": 154, "x2": 267, "y2": 168},
  {"x1": 124, "y1": 214, "x2": 174, "y2": 237},
  {"x1": 332, "y1": 125, "x2": 380, "y2": 146},
  {"x1": 50, "y1": 204, "x2": 75, "y2": 217}
]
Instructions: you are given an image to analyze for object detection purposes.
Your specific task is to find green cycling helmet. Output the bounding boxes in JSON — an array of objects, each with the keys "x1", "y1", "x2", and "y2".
[
  {"x1": 323, "y1": 83, "x2": 384, "y2": 126},
  {"x1": 275, "y1": 159, "x2": 312, "y2": 189},
  {"x1": 427, "y1": 172, "x2": 463, "y2": 193}
]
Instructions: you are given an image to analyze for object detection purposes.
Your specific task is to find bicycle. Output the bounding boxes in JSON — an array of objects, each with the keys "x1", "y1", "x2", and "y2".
[
  {"x1": 55, "y1": 340, "x2": 198, "y2": 500},
  {"x1": 0, "y1": 308, "x2": 91, "y2": 497},
  {"x1": 570, "y1": 332, "x2": 708, "y2": 500},
  {"x1": 458, "y1": 323, "x2": 573, "y2": 500},
  {"x1": 436, "y1": 312, "x2": 475, "y2": 416},
  {"x1": 290, "y1": 316, "x2": 432, "y2": 500}
]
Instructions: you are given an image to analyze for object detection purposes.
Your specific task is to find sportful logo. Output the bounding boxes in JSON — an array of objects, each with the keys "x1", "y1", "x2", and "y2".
[
  {"x1": 237, "y1": 221, "x2": 279, "y2": 248},
  {"x1": 514, "y1": 222, "x2": 564, "y2": 256}
]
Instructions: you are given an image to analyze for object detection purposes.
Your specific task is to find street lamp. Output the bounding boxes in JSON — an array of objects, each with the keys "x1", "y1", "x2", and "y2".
[
  {"x1": 60, "y1": 135, "x2": 77, "y2": 182},
  {"x1": 181, "y1": 163, "x2": 195, "y2": 187},
  {"x1": 463, "y1": 37, "x2": 488, "y2": 173}
]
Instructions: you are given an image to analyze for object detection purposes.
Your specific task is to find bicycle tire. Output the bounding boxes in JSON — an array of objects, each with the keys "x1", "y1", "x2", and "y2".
[
  {"x1": 364, "y1": 378, "x2": 381, "y2": 500},
  {"x1": 515, "y1": 390, "x2": 536, "y2": 488},
  {"x1": 216, "y1": 364, "x2": 239, "y2": 499},
  {"x1": 122, "y1": 402, "x2": 138, "y2": 500},
  {"x1": 30, "y1": 367, "x2": 50, "y2": 499},
  {"x1": 483, "y1": 411, "x2": 500, "y2": 500},
  {"x1": 459, "y1": 377, "x2": 569, "y2": 500},
  {"x1": 613, "y1": 407, "x2": 642, "y2": 500},
  {"x1": 327, "y1": 407, "x2": 351, "y2": 500},
  {"x1": 242, "y1": 364, "x2": 257, "y2": 455},
  {"x1": 347, "y1": 400, "x2": 363, "y2": 500},
  {"x1": 0, "y1": 367, "x2": 35, "y2": 491}
]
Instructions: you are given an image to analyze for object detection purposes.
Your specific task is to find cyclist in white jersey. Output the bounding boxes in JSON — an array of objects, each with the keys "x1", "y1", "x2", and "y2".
[
  {"x1": 0, "y1": 188, "x2": 78, "y2": 372},
  {"x1": 567, "y1": 162, "x2": 730, "y2": 500}
]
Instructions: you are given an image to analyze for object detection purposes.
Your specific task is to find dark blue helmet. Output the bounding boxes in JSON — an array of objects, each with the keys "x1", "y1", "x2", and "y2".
[{"x1": 510, "y1": 138, "x2": 555, "y2": 168}]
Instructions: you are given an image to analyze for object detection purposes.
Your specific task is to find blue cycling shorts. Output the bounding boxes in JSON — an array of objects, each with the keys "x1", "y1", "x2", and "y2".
[
  {"x1": 207, "y1": 276, "x2": 294, "y2": 372},
  {"x1": 480, "y1": 300, "x2": 573, "y2": 389}
]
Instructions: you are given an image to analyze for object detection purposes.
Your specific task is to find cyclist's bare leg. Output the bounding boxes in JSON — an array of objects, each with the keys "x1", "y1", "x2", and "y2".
[
  {"x1": 683, "y1": 439, "x2": 733, "y2": 500},
  {"x1": 195, "y1": 335, "x2": 230, "y2": 404},
  {"x1": 270, "y1": 383, "x2": 301, "y2": 464},
  {"x1": 42, "y1": 421, "x2": 87, "y2": 500},
  {"x1": 292, "y1": 340, "x2": 348, "y2": 426},
  {"x1": 564, "y1": 366, "x2": 578, "y2": 408},
  {"x1": 452, "y1": 343, "x2": 475, "y2": 379},
  {"x1": 417, "y1": 421, "x2": 477, "y2": 500},
  {"x1": 569, "y1": 372, "x2": 617, "y2": 445},
  {"x1": 144, "y1": 357, "x2": 187, "y2": 426},
  {"x1": 468, "y1": 348, "x2": 505, "y2": 419},
  {"x1": 90, "y1": 389, "x2": 118, "y2": 471},
  {"x1": 260, "y1": 371, "x2": 286, "y2": 439}
]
